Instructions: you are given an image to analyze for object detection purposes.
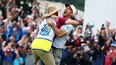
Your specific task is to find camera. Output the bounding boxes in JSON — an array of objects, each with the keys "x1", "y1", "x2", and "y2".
[
  {"x1": 76, "y1": 46, "x2": 83, "y2": 58},
  {"x1": 101, "y1": 24, "x2": 105, "y2": 30},
  {"x1": 77, "y1": 53, "x2": 81, "y2": 57}
]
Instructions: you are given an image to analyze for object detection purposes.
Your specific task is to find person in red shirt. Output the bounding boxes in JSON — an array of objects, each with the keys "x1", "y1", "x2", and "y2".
[{"x1": 104, "y1": 42, "x2": 116, "y2": 65}]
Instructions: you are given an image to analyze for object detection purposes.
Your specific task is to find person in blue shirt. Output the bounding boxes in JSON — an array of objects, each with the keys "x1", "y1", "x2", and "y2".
[
  {"x1": 13, "y1": 51, "x2": 24, "y2": 65},
  {"x1": 7, "y1": 22, "x2": 24, "y2": 42},
  {"x1": 1, "y1": 48, "x2": 16, "y2": 65}
]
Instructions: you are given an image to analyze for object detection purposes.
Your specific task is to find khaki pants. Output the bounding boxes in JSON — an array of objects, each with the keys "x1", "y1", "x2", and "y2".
[{"x1": 32, "y1": 49, "x2": 56, "y2": 65}]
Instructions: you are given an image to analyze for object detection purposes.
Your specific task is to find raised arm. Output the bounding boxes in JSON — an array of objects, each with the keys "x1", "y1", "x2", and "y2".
[
  {"x1": 65, "y1": 19, "x2": 81, "y2": 26},
  {"x1": 52, "y1": 16, "x2": 82, "y2": 26}
]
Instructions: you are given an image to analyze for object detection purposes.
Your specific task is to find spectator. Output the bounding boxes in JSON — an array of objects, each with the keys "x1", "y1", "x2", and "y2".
[
  {"x1": 69, "y1": 46, "x2": 90, "y2": 65},
  {"x1": 13, "y1": 51, "x2": 24, "y2": 65},
  {"x1": 98, "y1": 27, "x2": 107, "y2": 47},
  {"x1": 104, "y1": 42, "x2": 116, "y2": 65},
  {"x1": 0, "y1": 0, "x2": 7, "y2": 19},
  {"x1": 0, "y1": 26, "x2": 6, "y2": 41},
  {"x1": 91, "y1": 44, "x2": 104, "y2": 65},
  {"x1": 17, "y1": 44, "x2": 26, "y2": 60},
  {"x1": 2, "y1": 35, "x2": 15, "y2": 49},
  {"x1": 8, "y1": 22, "x2": 24, "y2": 42},
  {"x1": 25, "y1": 47, "x2": 34, "y2": 65},
  {"x1": 18, "y1": 35, "x2": 29, "y2": 48},
  {"x1": 1, "y1": 48, "x2": 16, "y2": 65}
]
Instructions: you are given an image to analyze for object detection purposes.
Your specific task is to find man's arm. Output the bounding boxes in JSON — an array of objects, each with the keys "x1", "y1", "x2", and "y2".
[
  {"x1": 65, "y1": 19, "x2": 81, "y2": 26},
  {"x1": 51, "y1": 24, "x2": 67, "y2": 37},
  {"x1": 47, "y1": 20, "x2": 67, "y2": 37},
  {"x1": 58, "y1": 17, "x2": 82, "y2": 26}
]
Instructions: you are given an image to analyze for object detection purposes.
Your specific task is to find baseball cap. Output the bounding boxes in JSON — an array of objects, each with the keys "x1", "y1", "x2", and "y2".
[
  {"x1": 65, "y1": 3, "x2": 77, "y2": 15},
  {"x1": 94, "y1": 39, "x2": 99, "y2": 43},
  {"x1": 6, "y1": 48, "x2": 12, "y2": 53},
  {"x1": 26, "y1": 15, "x2": 33, "y2": 19},
  {"x1": 20, "y1": 1, "x2": 24, "y2": 4},
  {"x1": 19, "y1": 43, "x2": 24, "y2": 48},
  {"x1": 110, "y1": 42, "x2": 116, "y2": 47},
  {"x1": 76, "y1": 46, "x2": 83, "y2": 50}
]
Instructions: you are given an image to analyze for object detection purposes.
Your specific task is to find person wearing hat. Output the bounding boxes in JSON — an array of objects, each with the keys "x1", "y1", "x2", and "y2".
[
  {"x1": 31, "y1": 5, "x2": 60, "y2": 65},
  {"x1": 68, "y1": 46, "x2": 91, "y2": 65},
  {"x1": 46, "y1": 4, "x2": 81, "y2": 65},
  {"x1": 110, "y1": 42, "x2": 116, "y2": 65},
  {"x1": 1, "y1": 48, "x2": 16, "y2": 65},
  {"x1": 104, "y1": 41, "x2": 116, "y2": 65}
]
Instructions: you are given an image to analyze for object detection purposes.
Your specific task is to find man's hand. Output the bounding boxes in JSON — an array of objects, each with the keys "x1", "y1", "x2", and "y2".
[
  {"x1": 113, "y1": 28, "x2": 116, "y2": 34},
  {"x1": 78, "y1": 19, "x2": 83, "y2": 25},
  {"x1": 46, "y1": 19, "x2": 55, "y2": 26},
  {"x1": 75, "y1": 15, "x2": 83, "y2": 25},
  {"x1": 73, "y1": 53, "x2": 77, "y2": 58}
]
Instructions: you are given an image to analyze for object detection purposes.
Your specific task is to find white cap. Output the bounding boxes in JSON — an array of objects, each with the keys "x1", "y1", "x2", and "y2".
[
  {"x1": 77, "y1": 25, "x2": 82, "y2": 29},
  {"x1": 78, "y1": 34, "x2": 83, "y2": 37},
  {"x1": 94, "y1": 39, "x2": 99, "y2": 42},
  {"x1": 28, "y1": 3, "x2": 32, "y2": 7},
  {"x1": 88, "y1": 22, "x2": 94, "y2": 27},
  {"x1": 110, "y1": 42, "x2": 116, "y2": 47},
  {"x1": 3, "y1": 19, "x2": 7, "y2": 22},
  {"x1": 20, "y1": 1, "x2": 24, "y2": 4},
  {"x1": 26, "y1": 15, "x2": 33, "y2": 19},
  {"x1": 65, "y1": 4, "x2": 77, "y2": 15}
]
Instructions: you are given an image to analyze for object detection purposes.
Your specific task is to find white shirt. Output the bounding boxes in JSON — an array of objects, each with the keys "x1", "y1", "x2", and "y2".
[
  {"x1": 36, "y1": 18, "x2": 56, "y2": 41},
  {"x1": 53, "y1": 24, "x2": 74, "y2": 49}
]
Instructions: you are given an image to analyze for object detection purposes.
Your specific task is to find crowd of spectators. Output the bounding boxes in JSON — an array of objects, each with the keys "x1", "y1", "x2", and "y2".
[
  {"x1": 0, "y1": 0, "x2": 42, "y2": 65},
  {"x1": 0, "y1": 0, "x2": 116, "y2": 65},
  {"x1": 61, "y1": 21, "x2": 116, "y2": 65}
]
